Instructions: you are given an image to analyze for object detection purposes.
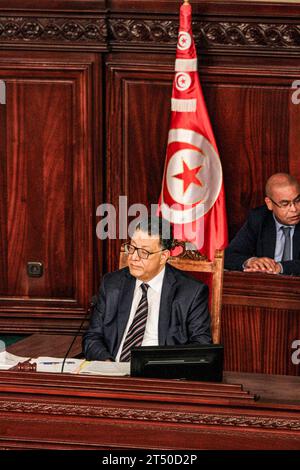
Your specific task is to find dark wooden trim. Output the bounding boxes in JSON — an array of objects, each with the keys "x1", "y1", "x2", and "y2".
[
  {"x1": 0, "y1": 1, "x2": 299, "y2": 54},
  {"x1": 1, "y1": 0, "x2": 300, "y2": 17},
  {"x1": 107, "y1": 1, "x2": 300, "y2": 17},
  {"x1": 0, "y1": 1, "x2": 106, "y2": 12}
]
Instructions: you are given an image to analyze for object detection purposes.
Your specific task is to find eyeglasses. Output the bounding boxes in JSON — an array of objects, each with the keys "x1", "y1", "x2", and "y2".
[
  {"x1": 122, "y1": 243, "x2": 165, "y2": 260},
  {"x1": 268, "y1": 195, "x2": 300, "y2": 209}
]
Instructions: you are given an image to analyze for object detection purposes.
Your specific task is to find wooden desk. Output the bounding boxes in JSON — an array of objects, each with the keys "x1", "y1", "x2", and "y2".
[
  {"x1": 6, "y1": 333, "x2": 82, "y2": 358},
  {"x1": 0, "y1": 371, "x2": 299, "y2": 450},
  {"x1": 222, "y1": 271, "x2": 300, "y2": 376}
]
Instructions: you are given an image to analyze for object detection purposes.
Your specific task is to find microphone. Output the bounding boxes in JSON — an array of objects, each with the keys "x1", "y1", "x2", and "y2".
[{"x1": 61, "y1": 295, "x2": 97, "y2": 373}]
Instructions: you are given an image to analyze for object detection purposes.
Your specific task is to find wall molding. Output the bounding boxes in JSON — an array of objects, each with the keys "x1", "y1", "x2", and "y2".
[
  {"x1": 0, "y1": 16, "x2": 107, "y2": 47},
  {"x1": 0, "y1": 14, "x2": 299, "y2": 53},
  {"x1": 0, "y1": 400, "x2": 299, "y2": 431},
  {"x1": 109, "y1": 18, "x2": 300, "y2": 51}
]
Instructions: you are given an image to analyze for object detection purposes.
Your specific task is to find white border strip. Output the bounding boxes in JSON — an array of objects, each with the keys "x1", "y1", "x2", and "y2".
[
  {"x1": 175, "y1": 58, "x2": 198, "y2": 72},
  {"x1": 171, "y1": 98, "x2": 197, "y2": 112}
]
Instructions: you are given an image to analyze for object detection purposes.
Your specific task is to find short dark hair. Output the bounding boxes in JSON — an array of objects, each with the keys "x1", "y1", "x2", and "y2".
[{"x1": 134, "y1": 216, "x2": 174, "y2": 251}]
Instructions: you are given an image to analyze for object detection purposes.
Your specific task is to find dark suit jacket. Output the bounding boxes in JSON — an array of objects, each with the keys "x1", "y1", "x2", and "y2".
[
  {"x1": 83, "y1": 264, "x2": 211, "y2": 361},
  {"x1": 225, "y1": 205, "x2": 300, "y2": 275}
]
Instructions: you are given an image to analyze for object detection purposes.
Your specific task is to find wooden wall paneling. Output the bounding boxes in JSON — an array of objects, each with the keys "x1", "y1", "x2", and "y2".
[
  {"x1": 222, "y1": 304, "x2": 300, "y2": 375},
  {"x1": 3, "y1": 0, "x2": 295, "y2": 18},
  {"x1": 6, "y1": 79, "x2": 74, "y2": 299},
  {"x1": 262, "y1": 308, "x2": 290, "y2": 375},
  {"x1": 0, "y1": 99, "x2": 7, "y2": 294},
  {"x1": 222, "y1": 272, "x2": 300, "y2": 375},
  {"x1": 223, "y1": 272, "x2": 300, "y2": 310},
  {"x1": 91, "y1": 52, "x2": 104, "y2": 294},
  {"x1": 105, "y1": 57, "x2": 300, "y2": 268},
  {"x1": 289, "y1": 83, "x2": 300, "y2": 182},
  {"x1": 0, "y1": 51, "x2": 102, "y2": 333},
  {"x1": 105, "y1": 56, "x2": 173, "y2": 273},
  {"x1": 221, "y1": 304, "x2": 262, "y2": 373},
  {"x1": 107, "y1": 0, "x2": 300, "y2": 17},
  {"x1": 201, "y1": 67, "x2": 300, "y2": 240},
  {"x1": 287, "y1": 310, "x2": 300, "y2": 376}
]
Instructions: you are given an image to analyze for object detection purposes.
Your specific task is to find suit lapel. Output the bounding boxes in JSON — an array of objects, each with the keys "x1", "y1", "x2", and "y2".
[
  {"x1": 262, "y1": 213, "x2": 276, "y2": 258},
  {"x1": 158, "y1": 264, "x2": 177, "y2": 345},
  {"x1": 116, "y1": 271, "x2": 136, "y2": 349},
  {"x1": 293, "y1": 223, "x2": 300, "y2": 258}
]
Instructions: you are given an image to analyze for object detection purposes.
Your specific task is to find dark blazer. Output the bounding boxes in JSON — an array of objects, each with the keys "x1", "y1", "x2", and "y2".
[
  {"x1": 83, "y1": 264, "x2": 211, "y2": 361},
  {"x1": 225, "y1": 205, "x2": 300, "y2": 275}
]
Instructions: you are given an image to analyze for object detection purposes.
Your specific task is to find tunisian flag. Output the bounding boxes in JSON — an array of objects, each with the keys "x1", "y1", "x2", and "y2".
[{"x1": 159, "y1": 0, "x2": 228, "y2": 261}]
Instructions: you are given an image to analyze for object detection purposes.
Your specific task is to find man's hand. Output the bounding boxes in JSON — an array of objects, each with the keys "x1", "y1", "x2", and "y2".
[{"x1": 243, "y1": 257, "x2": 281, "y2": 274}]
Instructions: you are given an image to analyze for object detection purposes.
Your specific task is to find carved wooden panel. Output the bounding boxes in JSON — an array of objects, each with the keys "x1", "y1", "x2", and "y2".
[
  {"x1": 108, "y1": 18, "x2": 300, "y2": 53},
  {"x1": 0, "y1": 51, "x2": 102, "y2": 333},
  {"x1": 0, "y1": 16, "x2": 107, "y2": 48}
]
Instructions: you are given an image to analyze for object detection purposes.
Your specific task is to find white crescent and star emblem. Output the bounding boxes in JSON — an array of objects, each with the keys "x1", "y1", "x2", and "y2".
[
  {"x1": 175, "y1": 72, "x2": 191, "y2": 92},
  {"x1": 161, "y1": 129, "x2": 222, "y2": 224},
  {"x1": 167, "y1": 148, "x2": 204, "y2": 205},
  {"x1": 177, "y1": 31, "x2": 192, "y2": 51}
]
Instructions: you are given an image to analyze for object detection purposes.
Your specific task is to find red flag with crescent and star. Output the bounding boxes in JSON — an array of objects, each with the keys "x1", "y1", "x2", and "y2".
[{"x1": 158, "y1": 0, "x2": 228, "y2": 260}]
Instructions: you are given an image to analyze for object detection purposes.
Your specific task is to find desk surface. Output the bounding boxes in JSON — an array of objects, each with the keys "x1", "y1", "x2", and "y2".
[{"x1": 6, "y1": 333, "x2": 82, "y2": 358}]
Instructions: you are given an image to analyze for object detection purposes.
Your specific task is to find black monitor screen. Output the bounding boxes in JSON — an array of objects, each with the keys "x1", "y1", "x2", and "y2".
[{"x1": 130, "y1": 343, "x2": 224, "y2": 382}]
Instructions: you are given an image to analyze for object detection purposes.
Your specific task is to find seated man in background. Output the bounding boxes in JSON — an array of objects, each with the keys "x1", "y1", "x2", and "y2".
[
  {"x1": 83, "y1": 216, "x2": 211, "y2": 362},
  {"x1": 225, "y1": 173, "x2": 300, "y2": 275}
]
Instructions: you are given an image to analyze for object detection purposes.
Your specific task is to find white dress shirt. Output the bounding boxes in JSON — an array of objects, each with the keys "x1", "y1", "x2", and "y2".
[{"x1": 115, "y1": 267, "x2": 165, "y2": 362}]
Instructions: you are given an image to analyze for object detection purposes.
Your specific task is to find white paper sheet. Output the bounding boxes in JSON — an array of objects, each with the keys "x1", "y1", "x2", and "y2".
[
  {"x1": 29, "y1": 357, "x2": 84, "y2": 374},
  {"x1": 79, "y1": 360, "x2": 130, "y2": 376},
  {"x1": 0, "y1": 351, "x2": 30, "y2": 370}
]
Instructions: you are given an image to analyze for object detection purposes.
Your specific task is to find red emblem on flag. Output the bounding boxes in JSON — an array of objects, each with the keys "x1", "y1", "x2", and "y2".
[{"x1": 159, "y1": 0, "x2": 228, "y2": 260}]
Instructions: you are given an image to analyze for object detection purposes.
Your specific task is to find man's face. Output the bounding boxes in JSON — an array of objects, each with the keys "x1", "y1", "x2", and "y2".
[
  {"x1": 127, "y1": 229, "x2": 170, "y2": 282},
  {"x1": 265, "y1": 184, "x2": 300, "y2": 225}
]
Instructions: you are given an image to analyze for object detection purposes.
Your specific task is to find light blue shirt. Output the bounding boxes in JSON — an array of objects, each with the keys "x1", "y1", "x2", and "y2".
[{"x1": 273, "y1": 215, "x2": 295, "y2": 262}]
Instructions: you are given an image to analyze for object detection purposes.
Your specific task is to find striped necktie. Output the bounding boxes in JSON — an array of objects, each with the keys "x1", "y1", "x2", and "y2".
[{"x1": 119, "y1": 283, "x2": 149, "y2": 362}]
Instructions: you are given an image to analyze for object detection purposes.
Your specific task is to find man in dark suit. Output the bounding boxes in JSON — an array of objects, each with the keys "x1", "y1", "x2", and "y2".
[
  {"x1": 83, "y1": 217, "x2": 211, "y2": 361},
  {"x1": 225, "y1": 173, "x2": 300, "y2": 275}
]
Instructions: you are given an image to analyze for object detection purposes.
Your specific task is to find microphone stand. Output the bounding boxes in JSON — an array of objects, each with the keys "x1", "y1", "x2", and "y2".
[{"x1": 61, "y1": 297, "x2": 96, "y2": 373}]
